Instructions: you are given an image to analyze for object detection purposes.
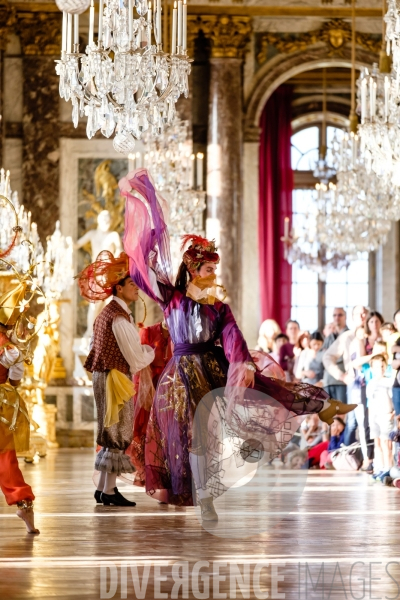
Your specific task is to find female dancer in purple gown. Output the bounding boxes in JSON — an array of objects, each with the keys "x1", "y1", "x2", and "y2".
[{"x1": 120, "y1": 169, "x2": 356, "y2": 521}]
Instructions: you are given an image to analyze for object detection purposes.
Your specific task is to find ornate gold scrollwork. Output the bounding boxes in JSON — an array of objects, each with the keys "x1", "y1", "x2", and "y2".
[
  {"x1": 257, "y1": 18, "x2": 381, "y2": 65},
  {"x1": 16, "y1": 12, "x2": 62, "y2": 56},
  {"x1": 188, "y1": 15, "x2": 252, "y2": 59},
  {"x1": 0, "y1": 3, "x2": 16, "y2": 52}
]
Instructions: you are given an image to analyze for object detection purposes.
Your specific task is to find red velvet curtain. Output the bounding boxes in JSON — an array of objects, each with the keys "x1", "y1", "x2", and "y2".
[{"x1": 258, "y1": 85, "x2": 293, "y2": 328}]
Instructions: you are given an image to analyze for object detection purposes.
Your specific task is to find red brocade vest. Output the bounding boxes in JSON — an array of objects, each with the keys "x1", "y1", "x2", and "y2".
[
  {"x1": 84, "y1": 300, "x2": 131, "y2": 375},
  {"x1": 0, "y1": 363, "x2": 8, "y2": 384}
]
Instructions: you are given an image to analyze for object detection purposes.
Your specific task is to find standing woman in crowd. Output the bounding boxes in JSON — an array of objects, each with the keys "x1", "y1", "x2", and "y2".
[
  {"x1": 349, "y1": 311, "x2": 384, "y2": 471},
  {"x1": 296, "y1": 331, "x2": 324, "y2": 384},
  {"x1": 279, "y1": 319, "x2": 300, "y2": 381},
  {"x1": 389, "y1": 311, "x2": 400, "y2": 416},
  {"x1": 256, "y1": 319, "x2": 281, "y2": 353},
  {"x1": 294, "y1": 331, "x2": 311, "y2": 381}
]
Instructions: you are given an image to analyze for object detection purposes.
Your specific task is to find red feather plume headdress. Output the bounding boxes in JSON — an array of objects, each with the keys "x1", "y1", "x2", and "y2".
[{"x1": 181, "y1": 235, "x2": 219, "y2": 271}]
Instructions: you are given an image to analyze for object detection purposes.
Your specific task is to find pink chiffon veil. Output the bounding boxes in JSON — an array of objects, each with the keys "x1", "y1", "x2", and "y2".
[{"x1": 119, "y1": 168, "x2": 173, "y2": 304}]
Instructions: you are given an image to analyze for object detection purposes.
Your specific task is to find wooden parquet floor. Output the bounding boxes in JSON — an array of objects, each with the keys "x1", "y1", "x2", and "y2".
[{"x1": 1, "y1": 449, "x2": 400, "y2": 600}]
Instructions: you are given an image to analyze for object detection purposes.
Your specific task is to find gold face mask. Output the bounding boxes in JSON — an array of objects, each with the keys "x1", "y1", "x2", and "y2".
[{"x1": 186, "y1": 275, "x2": 226, "y2": 304}]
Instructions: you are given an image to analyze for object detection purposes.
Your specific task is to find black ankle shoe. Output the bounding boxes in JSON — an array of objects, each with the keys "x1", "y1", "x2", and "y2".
[
  {"x1": 100, "y1": 492, "x2": 136, "y2": 507},
  {"x1": 95, "y1": 487, "x2": 119, "y2": 504}
]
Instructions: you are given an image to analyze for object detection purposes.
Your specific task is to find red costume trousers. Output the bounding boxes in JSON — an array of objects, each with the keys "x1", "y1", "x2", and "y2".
[
  {"x1": 0, "y1": 450, "x2": 35, "y2": 505},
  {"x1": 308, "y1": 441, "x2": 330, "y2": 469}
]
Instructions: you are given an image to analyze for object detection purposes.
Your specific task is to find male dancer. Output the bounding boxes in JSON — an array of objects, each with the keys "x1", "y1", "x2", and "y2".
[{"x1": 77, "y1": 251, "x2": 154, "y2": 506}]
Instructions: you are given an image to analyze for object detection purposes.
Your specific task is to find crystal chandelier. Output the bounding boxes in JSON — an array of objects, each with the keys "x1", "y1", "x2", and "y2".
[
  {"x1": 331, "y1": 129, "x2": 392, "y2": 252},
  {"x1": 35, "y1": 222, "x2": 75, "y2": 300},
  {"x1": 282, "y1": 68, "x2": 351, "y2": 275},
  {"x1": 326, "y1": 0, "x2": 393, "y2": 251},
  {"x1": 55, "y1": 0, "x2": 191, "y2": 153},
  {"x1": 0, "y1": 169, "x2": 74, "y2": 299},
  {"x1": 356, "y1": 63, "x2": 400, "y2": 183},
  {"x1": 0, "y1": 168, "x2": 42, "y2": 272},
  {"x1": 282, "y1": 184, "x2": 351, "y2": 277},
  {"x1": 355, "y1": 0, "x2": 400, "y2": 187},
  {"x1": 283, "y1": 0, "x2": 394, "y2": 269},
  {"x1": 129, "y1": 119, "x2": 206, "y2": 272}
]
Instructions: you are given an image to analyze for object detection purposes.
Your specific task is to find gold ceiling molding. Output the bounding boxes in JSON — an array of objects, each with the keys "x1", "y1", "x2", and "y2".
[
  {"x1": 188, "y1": 15, "x2": 251, "y2": 58},
  {"x1": 187, "y1": 6, "x2": 381, "y2": 17},
  {"x1": 16, "y1": 12, "x2": 62, "y2": 55},
  {"x1": 257, "y1": 19, "x2": 381, "y2": 64},
  {"x1": 0, "y1": 3, "x2": 17, "y2": 51}
]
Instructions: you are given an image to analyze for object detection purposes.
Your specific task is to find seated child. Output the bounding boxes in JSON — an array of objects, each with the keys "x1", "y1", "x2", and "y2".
[
  {"x1": 285, "y1": 449, "x2": 308, "y2": 470},
  {"x1": 307, "y1": 417, "x2": 346, "y2": 469},
  {"x1": 300, "y1": 413, "x2": 327, "y2": 448},
  {"x1": 367, "y1": 354, "x2": 395, "y2": 481}
]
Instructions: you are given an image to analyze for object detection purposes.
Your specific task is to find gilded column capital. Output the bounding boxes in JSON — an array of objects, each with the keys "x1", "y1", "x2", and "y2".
[
  {"x1": 16, "y1": 12, "x2": 62, "y2": 56},
  {"x1": 188, "y1": 15, "x2": 252, "y2": 59},
  {"x1": 0, "y1": 3, "x2": 17, "y2": 51}
]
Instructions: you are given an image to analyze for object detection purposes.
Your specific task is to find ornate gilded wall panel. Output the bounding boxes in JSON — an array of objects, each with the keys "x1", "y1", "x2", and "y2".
[{"x1": 255, "y1": 19, "x2": 381, "y2": 67}]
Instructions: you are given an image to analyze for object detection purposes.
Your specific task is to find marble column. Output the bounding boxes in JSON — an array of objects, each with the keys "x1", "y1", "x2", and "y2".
[
  {"x1": 0, "y1": 5, "x2": 15, "y2": 166},
  {"x1": 202, "y1": 16, "x2": 251, "y2": 318},
  {"x1": 241, "y1": 126, "x2": 261, "y2": 346},
  {"x1": 17, "y1": 13, "x2": 62, "y2": 240},
  {"x1": 207, "y1": 58, "x2": 242, "y2": 315}
]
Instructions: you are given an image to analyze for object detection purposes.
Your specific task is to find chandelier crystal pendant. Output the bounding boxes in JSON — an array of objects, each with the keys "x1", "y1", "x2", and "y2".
[{"x1": 55, "y1": 0, "x2": 191, "y2": 152}]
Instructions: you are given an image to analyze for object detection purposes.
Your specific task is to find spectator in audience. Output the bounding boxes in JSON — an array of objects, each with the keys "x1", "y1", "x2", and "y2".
[
  {"x1": 256, "y1": 319, "x2": 281, "y2": 353},
  {"x1": 300, "y1": 413, "x2": 327, "y2": 448},
  {"x1": 361, "y1": 340, "x2": 389, "y2": 384},
  {"x1": 382, "y1": 309, "x2": 400, "y2": 364},
  {"x1": 347, "y1": 311, "x2": 384, "y2": 471},
  {"x1": 308, "y1": 416, "x2": 346, "y2": 469},
  {"x1": 390, "y1": 314, "x2": 400, "y2": 415},
  {"x1": 367, "y1": 354, "x2": 395, "y2": 481},
  {"x1": 321, "y1": 307, "x2": 349, "y2": 403},
  {"x1": 323, "y1": 322, "x2": 335, "y2": 338},
  {"x1": 279, "y1": 319, "x2": 300, "y2": 381},
  {"x1": 296, "y1": 331, "x2": 324, "y2": 384},
  {"x1": 381, "y1": 322, "x2": 396, "y2": 348},
  {"x1": 294, "y1": 331, "x2": 310, "y2": 379},
  {"x1": 270, "y1": 333, "x2": 289, "y2": 365},
  {"x1": 323, "y1": 305, "x2": 369, "y2": 450},
  {"x1": 285, "y1": 449, "x2": 308, "y2": 470},
  {"x1": 389, "y1": 417, "x2": 400, "y2": 487}
]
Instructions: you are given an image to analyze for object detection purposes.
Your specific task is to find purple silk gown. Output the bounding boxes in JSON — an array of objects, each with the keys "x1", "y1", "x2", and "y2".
[{"x1": 120, "y1": 169, "x2": 328, "y2": 506}]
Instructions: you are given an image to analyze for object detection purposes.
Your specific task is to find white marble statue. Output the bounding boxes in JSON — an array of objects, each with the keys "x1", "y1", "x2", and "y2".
[{"x1": 75, "y1": 210, "x2": 122, "y2": 339}]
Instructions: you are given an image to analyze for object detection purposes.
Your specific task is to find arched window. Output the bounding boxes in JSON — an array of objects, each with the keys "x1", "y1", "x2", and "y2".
[{"x1": 290, "y1": 123, "x2": 370, "y2": 332}]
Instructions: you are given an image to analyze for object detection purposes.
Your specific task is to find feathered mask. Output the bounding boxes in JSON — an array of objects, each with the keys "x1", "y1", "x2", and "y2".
[{"x1": 181, "y1": 235, "x2": 220, "y2": 271}]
